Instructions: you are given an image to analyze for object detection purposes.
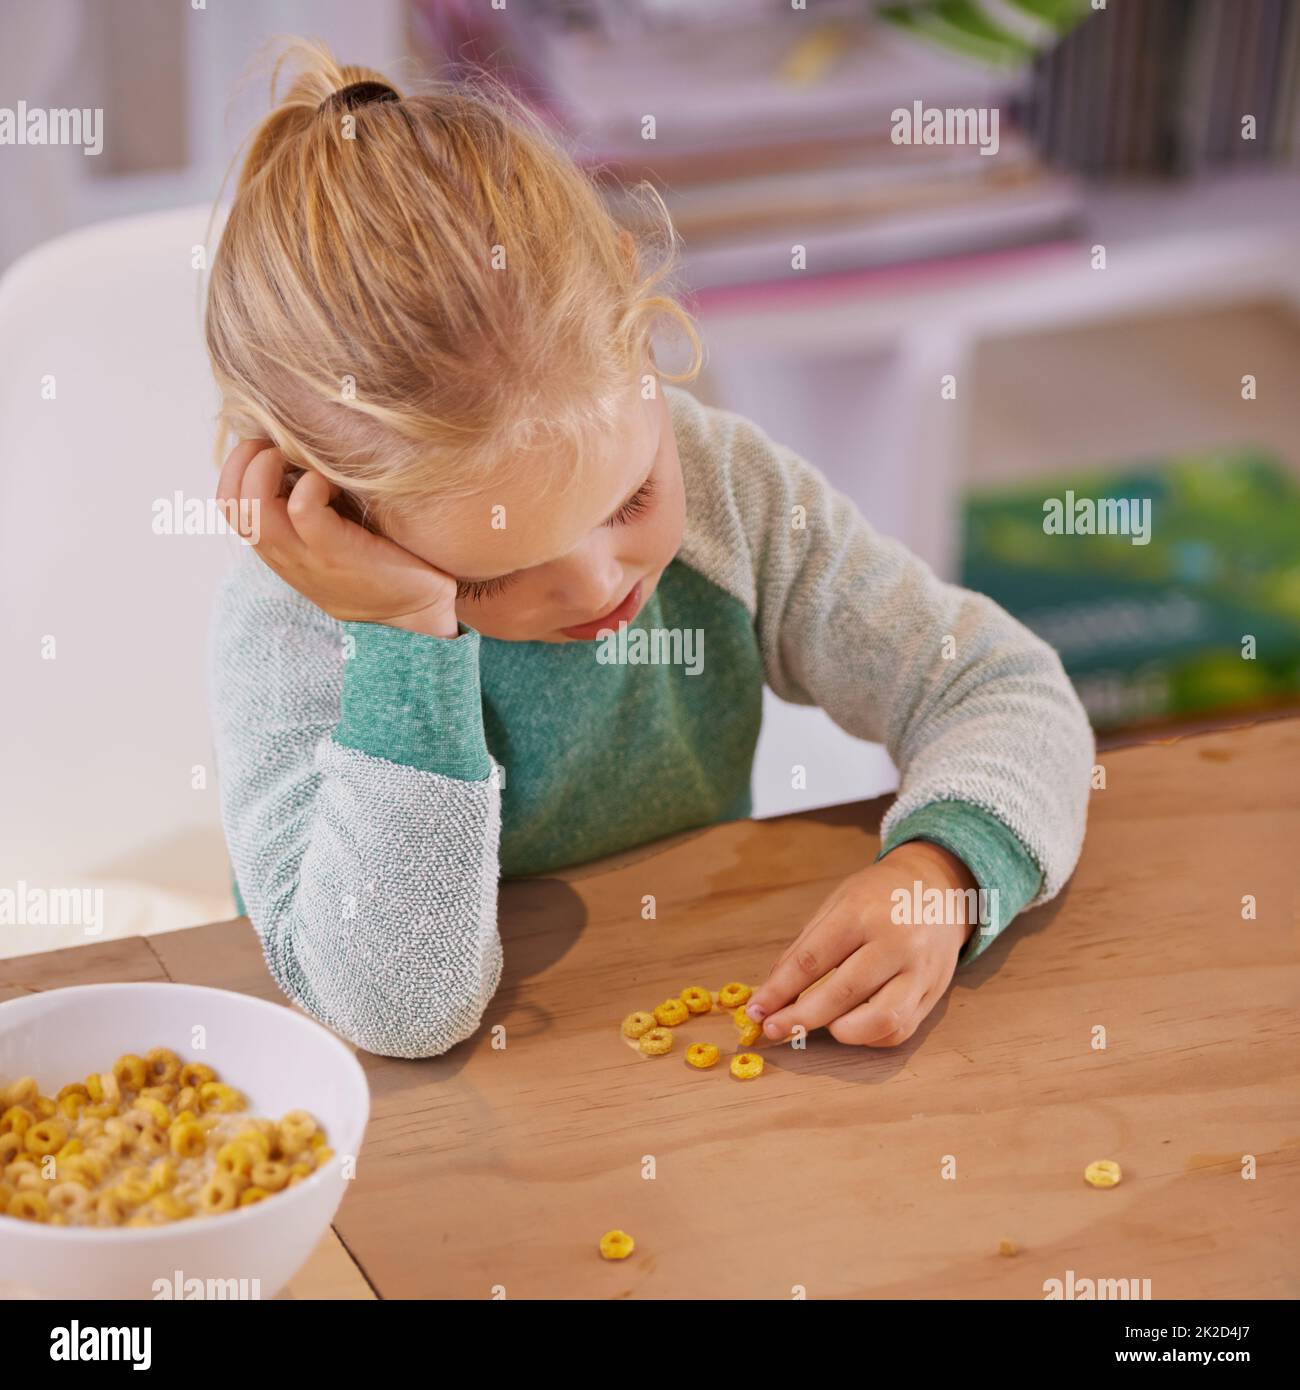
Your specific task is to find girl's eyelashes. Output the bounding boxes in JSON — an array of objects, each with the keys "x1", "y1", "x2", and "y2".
[
  {"x1": 455, "y1": 572, "x2": 520, "y2": 603},
  {"x1": 456, "y1": 476, "x2": 657, "y2": 603},
  {"x1": 603, "y1": 476, "x2": 656, "y2": 527}
]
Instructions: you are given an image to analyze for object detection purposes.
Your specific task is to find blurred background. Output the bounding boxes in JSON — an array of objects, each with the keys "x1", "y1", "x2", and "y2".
[{"x1": 3, "y1": 0, "x2": 1299, "y2": 956}]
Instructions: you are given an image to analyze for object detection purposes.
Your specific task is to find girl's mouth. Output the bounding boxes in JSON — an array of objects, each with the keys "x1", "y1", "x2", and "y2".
[{"x1": 558, "y1": 579, "x2": 644, "y2": 640}]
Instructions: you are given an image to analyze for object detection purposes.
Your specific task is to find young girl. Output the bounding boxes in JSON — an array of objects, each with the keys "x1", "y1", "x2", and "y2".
[{"x1": 206, "y1": 41, "x2": 1093, "y2": 1061}]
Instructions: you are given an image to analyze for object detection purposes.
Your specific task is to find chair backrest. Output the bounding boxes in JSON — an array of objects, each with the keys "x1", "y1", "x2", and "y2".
[{"x1": 0, "y1": 203, "x2": 241, "y2": 948}]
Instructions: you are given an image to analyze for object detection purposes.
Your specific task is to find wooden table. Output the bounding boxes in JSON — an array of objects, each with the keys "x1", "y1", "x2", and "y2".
[{"x1": 5, "y1": 719, "x2": 1298, "y2": 1299}]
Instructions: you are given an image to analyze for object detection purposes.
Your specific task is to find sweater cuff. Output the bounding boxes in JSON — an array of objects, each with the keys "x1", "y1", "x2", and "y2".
[
  {"x1": 877, "y1": 800, "x2": 1043, "y2": 966},
  {"x1": 333, "y1": 620, "x2": 493, "y2": 780}
]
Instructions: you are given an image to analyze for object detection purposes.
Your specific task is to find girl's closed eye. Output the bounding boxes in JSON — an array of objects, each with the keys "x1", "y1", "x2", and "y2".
[
  {"x1": 456, "y1": 478, "x2": 658, "y2": 603},
  {"x1": 603, "y1": 476, "x2": 656, "y2": 527},
  {"x1": 455, "y1": 573, "x2": 520, "y2": 603}
]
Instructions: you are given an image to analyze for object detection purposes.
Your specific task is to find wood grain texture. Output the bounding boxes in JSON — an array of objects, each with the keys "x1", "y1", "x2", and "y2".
[{"x1": 7, "y1": 720, "x2": 1298, "y2": 1299}]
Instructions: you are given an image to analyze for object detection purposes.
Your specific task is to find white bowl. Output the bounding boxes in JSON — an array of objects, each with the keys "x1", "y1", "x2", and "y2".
[{"x1": 0, "y1": 983, "x2": 370, "y2": 1300}]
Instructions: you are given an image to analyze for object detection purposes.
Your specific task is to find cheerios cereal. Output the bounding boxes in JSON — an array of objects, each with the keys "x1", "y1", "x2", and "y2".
[
  {"x1": 638, "y1": 1028, "x2": 673, "y2": 1056},
  {"x1": 730, "y1": 1053, "x2": 763, "y2": 1080},
  {"x1": 685, "y1": 1043, "x2": 720, "y2": 1069},
  {"x1": 653, "y1": 999, "x2": 689, "y2": 1028},
  {"x1": 621, "y1": 1011, "x2": 656, "y2": 1040},
  {"x1": 0, "y1": 1053, "x2": 329, "y2": 1228},
  {"x1": 678, "y1": 987, "x2": 712, "y2": 1015},
  {"x1": 717, "y1": 983, "x2": 752, "y2": 1010},
  {"x1": 1083, "y1": 1159, "x2": 1122, "y2": 1188},
  {"x1": 599, "y1": 1229, "x2": 634, "y2": 1260},
  {"x1": 732, "y1": 1005, "x2": 762, "y2": 1047}
]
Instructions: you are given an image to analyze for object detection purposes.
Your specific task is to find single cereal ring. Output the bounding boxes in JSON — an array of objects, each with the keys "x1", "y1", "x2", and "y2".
[
  {"x1": 621, "y1": 1011, "x2": 656, "y2": 1040},
  {"x1": 197, "y1": 1172, "x2": 240, "y2": 1215},
  {"x1": 8, "y1": 1191, "x2": 49, "y2": 1222},
  {"x1": 47, "y1": 1182, "x2": 92, "y2": 1217},
  {"x1": 24, "y1": 1119, "x2": 69, "y2": 1157},
  {"x1": 250, "y1": 1160, "x2": 290, "y2": 1193},
  {"x1": 717, "y1": 982, "x2": 752, "y2": 1010},
  {"x1": 686, "y1": 1043, "x2": 720, "y2": 1069},
  {"x1": 653, "y1": 998, "x2": 689, "y2": 1028},
  {"x1": 3, "y1": 1077, "x2": 38, "y2": 1108},
  {"x1": 0, "y1": 1105, "x2": 33, "y2": 1139},
  {"x1": 638, "y1": 1027, "x2": 673, "y2": 1056},
  {"x1": 57, "y1": 1092, "x2": 88, "y2": 1120},
  {"x1": 145, "y1": 1048, "x2": 182, "y2": 1085},
  {"x1": 132, "y1": 1097, "x2": 171, "y2": 1129},
  {"x1": 998, "y1": 1238, "x2": 1018, "y2": 1257},
  {"x1": 730, "y1": 1053, "x2": 764, "y2": 1080},
  {"x1": 32, "y1": 1096, "x2": 57, "y2": 1119},
  {"x1": 599, "y1": 1229, "x2": 634, "y2": 1260},
  {"x1": 1084, "y1": 1159, "x2": 1122, "y2": 1188},
  {"x1": 732, "y1": 1005, "x2": 762, "y2": 1047},
  {"x1": 112, "y1": 1054, "x2": 148, "y2": 1092},
  {"x1": 199, "y1": 1081, "x2": 244, "y2": 1113},
  {"x1": 169, "y1": 1120, "x2": 207, "y2": 1160},
  {"x1": 179, "y1": 1062, "x2": 216, "y2": 1089},
  {"x1": 679, "y1": 987, "x2": 713, "y2": 1015}
]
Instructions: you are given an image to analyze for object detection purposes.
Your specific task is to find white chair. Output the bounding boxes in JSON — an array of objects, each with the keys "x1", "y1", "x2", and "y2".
[{"x1": 0, "y1": 203, "x2": 239, "y2": 956}]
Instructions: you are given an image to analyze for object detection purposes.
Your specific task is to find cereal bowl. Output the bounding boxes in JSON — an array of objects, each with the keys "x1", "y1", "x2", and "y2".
[{"x1": 0, "y1": 982, "x2": 370, "y2": 1300}]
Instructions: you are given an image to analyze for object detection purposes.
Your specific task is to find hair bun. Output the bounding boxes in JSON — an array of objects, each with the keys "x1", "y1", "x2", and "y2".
[{"x1": 319, "y1": 80, "x2": 400, "y2": 115}]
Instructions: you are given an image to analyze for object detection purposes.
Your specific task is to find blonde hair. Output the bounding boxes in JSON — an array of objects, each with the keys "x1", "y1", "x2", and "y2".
[{"x1": 205, "y1": 37, "x2": 702, "y2": 525}]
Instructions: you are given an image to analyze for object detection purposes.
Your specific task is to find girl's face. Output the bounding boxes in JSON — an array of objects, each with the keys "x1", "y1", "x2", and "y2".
[{"x1": 382, "y1": 381, "x2": 685, "y2": 642}]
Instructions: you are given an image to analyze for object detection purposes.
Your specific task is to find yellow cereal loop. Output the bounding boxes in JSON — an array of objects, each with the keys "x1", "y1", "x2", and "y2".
[
  {"x1": 169, "y1": 1120, "x2": 207, "y2": 1160},
  {"x1": 56, "y1": 1137, "x2": 84, "y2": 1160},
  {"x1": 236, "y1": 1127, "x2": 272, "y2": 1159},
  {"x1": 730, "y1": 1053, "x2": 764, "y2": 1080},
  {"x1": 653, "y1": 998, "x2": 689, "y2": 1028},
  {"x1": 239, "y1": 1186, "x2": 268, "y2": 1207},
  {"x1": 179, "y1": 1062, "x2": 216, "y2": 1089},
  {"x1": 686, "y1": 1043, "x2": 720, "y2": 1069},
  {"x1": 8, "y1": 1191, "x2": 49, "y2": 1222},
  {"x1": 133, "y1": 1097, "x2": 171, "y2": 1129},
  {"x1": 638, "y1": 1027, "x2": 673, "y2": 1056},
  {"x1": 718, "y1": 983, "x2": 752, "y2": 1010},
  {"x1": 45, "y1": 1182, "x2": 90, "y2": 1218},
  {"x1": 112, "y1": 1054, "x2": 148, "y2": 1092},
  {"x1": 144, "y1": 1048, "x2": 182, "y2": 1085},
  {"x1": 250, "y1": 1160, "x2": 290, "y2": 1193},
  {"x1": 732, "y1": 1006, "x2": 762, "y2": 1047},
  {"x1": 216, "y1": 1141, "x2": 258, "y2": 1180},
  {"x1": 84, "y1": 1073, "x2": 104, "y2": 1103},
  {"x1": 621, "y1": 1011, "x2": 656, "y2": 1039},
  {"x1": 0, "y1": 1106, "x2": 33, "y2": 1138},
  {"x1": 679, "y1": 987, "x2": 713, "y2": 1015},
  {"x1": 33, "y1": 1096, "x2": 57, "y2": 1119},
  {"x1": 197, "y1": 1172, "x2": 240, "y2": 1215},
  {"x1": 58, "y1": 1093, "x2": 88, "y2": 1120},
  {"x1": 199, "y1": 1081, "x2": 243, "y2": 1114},
  {"x1": 599, "y1": 1229, "x2": 634, "y2": 1260},
  {"x1": 1084, "y1": 1159, "x2": 1122, "y2": 1189},
  {"x1": 998, "y1": 1238, "x2": 1018, "y2": 1257},
  {"x1": 24, "y1": 1119, "x2": 69, "y2": 1157}
]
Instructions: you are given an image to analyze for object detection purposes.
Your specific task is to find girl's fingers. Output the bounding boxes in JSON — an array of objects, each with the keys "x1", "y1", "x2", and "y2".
[
  {"x1": 747, "y1": 894, "x2": 862, "y2": 1023},
  {"x1": 239, "y1": 447, "x2": 308, "y2": 561},
  {"x1": 761, "y1": 941, "x2": 899, "y2": 1040},
  {"x1": 215, "y1": 438, "x2": 272, "y2": 527},
  {"x1": 827, "y1": 972, "x2": 927, "y2": 1048},
  {"x1": 284, "y1": 468, "x2": 348, "y2": 551}
]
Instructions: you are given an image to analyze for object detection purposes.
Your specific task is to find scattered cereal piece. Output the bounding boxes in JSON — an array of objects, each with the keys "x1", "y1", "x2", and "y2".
[
  {"x1": 732, "y1": 1005, "x2": 762, "y2": 1047},
  {"x1": 686, "y1": 1043, "x2": 720, "y2": 1069},
  {"x1": 653, "y1": 998, "x2": 689, "y2": 1028},
  {"x1": 621, "y1": 1011, "x2": 656, "y2": 1039},
  {"x1": 599, "y1": 1229, "x2": 634, "y2": 1260},
  {"x1": 718, "y1": 983, "x2": 752, "y2": 1010},
  {"x1": 638, "y1": 1028, "x2": 673, "y2": 1056},
  {"x1": 678, "y1": 987, "x2": 712, "y2": 1015},
  {"x1": 730, "y1": 1053, "x2": 764, "y2": 1080},
  {"x1": 998, "y1": 1238, "x2": 1017, "y2": 1257},
  {"x1": 1084, "y1": 1159, "x2": 1122, "y2": 1188}
]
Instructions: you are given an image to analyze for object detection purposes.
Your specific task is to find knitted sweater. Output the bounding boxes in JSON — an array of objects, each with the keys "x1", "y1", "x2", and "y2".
[{"x1": 208, "y1": 385, "x2": 1094, "y2": 1058}]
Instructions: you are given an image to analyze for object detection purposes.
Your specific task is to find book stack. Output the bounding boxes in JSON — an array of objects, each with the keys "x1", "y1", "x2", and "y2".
[
  {"x1": 1020, "y1": 0, "x2": 1300, "y2": 175},
  {"x1": 408, "y1": 1, "x2": 1086, "y2": 292}
]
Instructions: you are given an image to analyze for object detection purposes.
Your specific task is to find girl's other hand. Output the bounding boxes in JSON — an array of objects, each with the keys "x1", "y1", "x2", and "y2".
[{"x1": 216, "y1": 439, "x2": 460, "y2": 638}]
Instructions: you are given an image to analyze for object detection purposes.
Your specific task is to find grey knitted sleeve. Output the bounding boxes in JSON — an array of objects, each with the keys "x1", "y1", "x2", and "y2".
[
  {"x1": 670, "y1": 390, "x2": 1095, "y2": 905},
  {"x1": 207, "y1": 545, "x2": 503, "y2": 1059}
]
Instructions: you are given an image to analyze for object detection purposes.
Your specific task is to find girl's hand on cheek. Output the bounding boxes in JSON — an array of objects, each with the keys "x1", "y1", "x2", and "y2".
[
  {"x1": 217, "y1": 439, "x2": 461, "y2": 638},
  {"x1": 745, "y1": 841, "x2": 979, "y2": 1049}
]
